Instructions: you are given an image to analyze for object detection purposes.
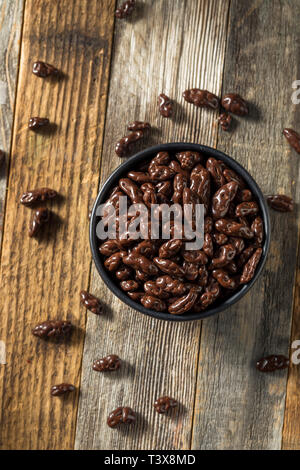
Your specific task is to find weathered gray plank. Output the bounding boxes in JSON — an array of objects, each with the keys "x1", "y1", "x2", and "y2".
[
  {"x1": 0, "y1": 0, "x2": 24, "y2": 238},
  {"x1": 75, "y1": 0, "x2": 230, "y2": 450},
  {"x1": 192, "y1": 0, "x2": 300, "y2": 450}
]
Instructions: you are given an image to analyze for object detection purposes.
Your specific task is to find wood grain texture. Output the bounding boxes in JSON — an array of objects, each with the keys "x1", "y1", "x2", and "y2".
[
  {"x1": 0, "y1": 0, "x2": 24, "y2": 240},
  {"x1": 0, "y1": 0, "x2": 115, "y2": 450},
  {"x1": 282, "y1": 2, "x2": 300, "y2": 448},
  {"x1": 192, "y1": 0, "x2": 300, "y2": 450},
  {"x1": 283, "y1": 260, "x2": 300, "y2": 449},
  {"x1": 75, "y1": 0, "x2": 230, "y2": 450}
]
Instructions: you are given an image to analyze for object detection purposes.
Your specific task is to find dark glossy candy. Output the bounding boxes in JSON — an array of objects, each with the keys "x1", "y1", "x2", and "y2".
[
  {"x1": 153, "y1": 396, "x2": 178, "y2": 414},
  {"x1": 29, "y1": 207, "x2": 50, "y2": 237},
  {"x1": 226, "y1": 261, "x2": 238, "y2": 274},
  {"x1": 115, "y1": 265, "x2": 132, "y2": 281},
  {"x1": 154, "y1": 257, "x2": 185, "y2": 277},
  {"x1": 115, "y1": 0, "x2": 136, "y2": 19},
  {"x1": 132, "y1": 240, "x2": 157, "y2": 258},
  {"x1": 32, "y1": 61, "x2": 59, "y2": 78},
  {"x1": 99, "y1": 240, "x2": 120, "y2": 256},
  {"x1": 150, "y1": 151, "x2": 170, "y2": 166},
  {"x1": 212, "y1": 181, "x2": 238, "y2": 218},
  {"x1": 28, "y1": 117, "x2": 49, "y2": 130},
  {"x1": 183, "y1": 261, "x2": 199, "y2": 281},
  {"x1": 237, "y1": 246, "x2": 255, "y2": 269},
  {"x1": 183, "y1": 89, "x2": 219, "y2": 110},
  {"x1": 119, "y1": 178, "x2": 143, "y2": 204},
  {"x1": 80, "y1": 290, "x2": 102, "y2": 314},
  {"x1": 156, "y1": 276, "x2": 188, "y2": 296},
  {"x1": 240, "y1": 248, "x2": 262, "y2": 284},
  {"x1": 235, "y1": 201, "x2": 259, "y2": 217},
  {"x1": 206, "y1": 157, "x2": 226, "y2": 187},
  {"x1": 213, "y1": 233, "x2": 228, "y2": 245},
  {"x1": 190, "y1": 164, "x2": 210, "y2": 210},
  {"x1": 120, "y1": 280, "x2": 139, "y2": 292},
  {"x1": 32, "y1": 320, "x2": 72, "y2": 338},
  {"x1": 127, "y1": 121, "x2": 151, "y2": 131},
  {"x1": 172, "y1": 173, "x2": 188, "y2": 204},
  {"x1": 176, "y1": 151, "x2": 202, "y2": 170},
  {"x1": 256, "y1": 355, "x2": 289, "y2": 372},
  {"x1": 266, "y1": 194, "x2": 294, "y2": 212},
  {"x1": 124, "y1": 253, "x2": 159, "y2": 276},
  {"x1": 115, "y1": 131, "x2": 143, "y2": 157},
  {"x1": 93, "y1": 355, "x2": 121, "y2": 372},
  {"x1": 211, "y1": 244, "x2": 236, "y2": 269},
  {"x1": 144, "y1": 281, "x2": 170, "y2": 299},
  {"x1": 51, "y1": 383, "x2": 75, "y2": 396},
  {"x1": 158, "y1": 93, "x2": 173, "y2": 118},
  {"x1": 107, "y1": 407, "x2": 136, "y2": 428},
  {"x1": 20, "y1": 188, "x2": 57, "y2": 206},
  {"x1": 141, "y1": 182, "x2": 157, "y2": 207},
  {"x1": 148, "y1": 152, "x2": 175, "y2": 181},
  {"x1": 127, "y1": 291, "x2": 144, "y2": 302},
  {"x1": 127, "y1": 171, "x2": 152, "y2": 183},
  {"x1": 182, "y1": 249, "x2": 208, "y2": 265},
  {"x1": 215, "y1": 218, "x2": 254, "y2": 239},
  {"x1": 223, "y1": 168, "x2": 246, "y2": 189},
  {"x1": 218, "y1": 112, "x2": 232, "y2": 131},
  {"x1": 283, "y1": 128, "x2": 300, "y2": 154},
  {"x1": 159, "y1": 239, "x2": 182, "y2": 258},
  {"x1": 104, "y1": 251, "x2": 126, "y2": 272},
  {"x1": 199, "y1": 280, "x2": 220, "y2": 309},
  {"x1": 141, "y1": 294, "x2": 166, "y2": 312},
  {"x1": 168, "y1": 287, "x2": 198, "y2": 314},
  {"x1": 212, "y1": 269, "x2": 237, "y2": 290},
  {"x1": 229, "y1": 237, "x2": 245, "y2": 255},
  {"x1": 169, "y1": 160, "x2": 190, "y2": 180},
  {"x1": 204, "y1": 216, "x2": 213, "y2": 234},
  {"x1": 251, "y1": 216, "x2": 264, "y2": 245},
  {"x1": 221, "y1": 93, "x2": 248, "y2": 116},
  {"x1": 156, "y1": 181, "x2": 172, "y2": 197},
  {"x1": 236, "y1": 189, "x2": 253, "y2": 202}
]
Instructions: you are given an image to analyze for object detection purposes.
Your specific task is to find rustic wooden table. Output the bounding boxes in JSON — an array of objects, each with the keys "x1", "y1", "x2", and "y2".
[{"x1": 0, "y1": 0, "x2": 299, "y2": 450}]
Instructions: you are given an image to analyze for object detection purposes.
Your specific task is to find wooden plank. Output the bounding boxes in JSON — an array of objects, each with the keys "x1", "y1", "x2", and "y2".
[
  {"x1": 192, "y1": 0, "x2": 300, "y2": 450},
  {"x1": 283, "y1": 273, "x2": 300, "y2": 449},
  {"x1": 75, "y1": 0, "x2": 230, "y2": 450},
  {"x1": 0, "y1": 0, "x2": 24, "y2": 241},
  {"x1": 282, "y1": 3, "x2": 300, "y2": 448},
  {"x1": 0, "y1": 0, "x2": 115, "y2": 450},
  {"x1": 283, "y1": 271, "x2": 300, "y2": 445}
]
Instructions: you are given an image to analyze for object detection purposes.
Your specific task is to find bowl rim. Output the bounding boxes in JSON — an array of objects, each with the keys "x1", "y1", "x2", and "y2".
[{"x1": 90, "y1": 143, "x2": 271, "y2": 322}]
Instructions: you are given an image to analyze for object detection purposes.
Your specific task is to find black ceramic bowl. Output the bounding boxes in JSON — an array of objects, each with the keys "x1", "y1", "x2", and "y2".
[{"x1": 90, "y1": 143, "x2": 270, "y2": 322}]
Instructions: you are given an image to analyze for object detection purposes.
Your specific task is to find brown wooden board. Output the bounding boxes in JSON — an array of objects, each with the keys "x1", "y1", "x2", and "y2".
[
  {"x1": 283, "y1": 264, "x2": 300, "y2": 449},
  {"x1": 0, "y1": 0, "x2": 115, "y2": 450},
  {"x1": 75, "y1": 0, "x2": 230, "y2": 450},
  {"x1": 1, "y1": 0, "x2": 300, "y2": 451},
  {"x1": 192, "y1": 0, "x2": 300, "y2": 450},
  {"x1": 281, "y1": 3, "x2": 300, "y2": 447}
]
